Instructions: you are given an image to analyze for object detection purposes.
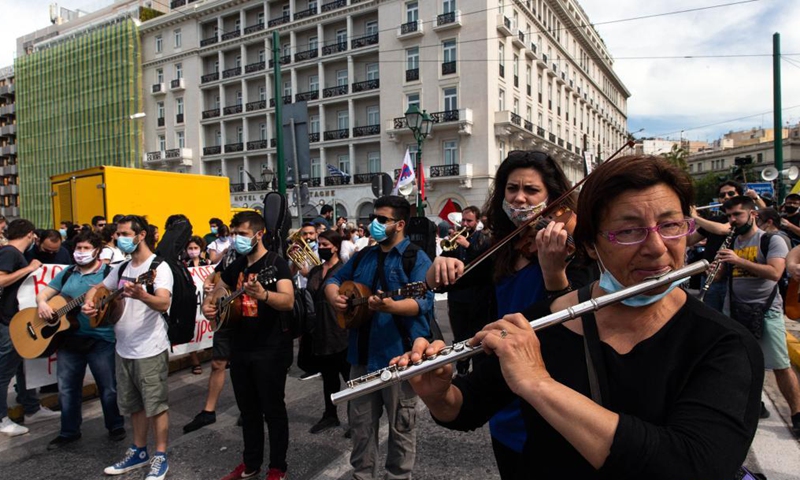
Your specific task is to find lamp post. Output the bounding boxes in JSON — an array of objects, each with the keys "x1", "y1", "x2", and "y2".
[
  {"x1": 404, "y1": 105, "x2": 433, "y2": 217},
  {"x1": 261, "y1": 167, "x2": 275, "y2": 190}
]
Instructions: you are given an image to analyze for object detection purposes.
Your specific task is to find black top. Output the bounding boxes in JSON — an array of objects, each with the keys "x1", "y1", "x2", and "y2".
[
  {"x1": 442, "y1": 230, "x2": 491, "y2": 303},
  {"x1": 782, "y1": 213, "x2": 800, "y2": 245},
  {"x1": 697, "y1": 213, "x2": 731, "y2": 263},
  {"x1": 28, "y1": 245, "x2": 72, "y2": 265},
  {"x1": 0, "y1": 246, "x2": 28, "y2": 325},
  {"x1": 436, "y1": 295, "x2": 763, "y2": 479},
  {"x1": 306, "y1": 262, "x2": 348, "y2": 356},
  {"x1": 221, "y1": 251, "x2": 293, "y2": 352}
]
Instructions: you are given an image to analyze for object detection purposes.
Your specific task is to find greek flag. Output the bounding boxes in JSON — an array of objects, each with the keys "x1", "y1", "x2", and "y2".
[{"x1": 326, "y1": 163, "x2": 348, "y2": 177}]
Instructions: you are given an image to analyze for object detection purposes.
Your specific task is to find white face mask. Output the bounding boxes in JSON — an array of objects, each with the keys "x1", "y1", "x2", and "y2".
[{"x1": 73, "y1": 249, "x2": 96, "y2": 266}]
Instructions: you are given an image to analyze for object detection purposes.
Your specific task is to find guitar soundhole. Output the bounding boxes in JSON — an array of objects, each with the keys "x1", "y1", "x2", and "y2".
[{"x1": 40, "y1": 323, "x2": 59, "y2": 340}]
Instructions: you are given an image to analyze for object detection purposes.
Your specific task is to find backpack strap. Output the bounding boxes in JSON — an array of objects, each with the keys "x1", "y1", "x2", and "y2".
[
  {"x1": 759, "y1": 232, "x2": 773, "y2": 259},
  {"x1": 59, "y1": 265, "x2": 78, "y2": 289},
  {"x1": 401, "y1": 242, "x2": 420, "y2": 279},
  {"x1": 144, "y1": 256, "x2": 163, "y2": 296}
]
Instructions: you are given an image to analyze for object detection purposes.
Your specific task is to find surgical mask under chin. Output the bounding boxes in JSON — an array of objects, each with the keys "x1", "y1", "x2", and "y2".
[
  {"x1": 734, "y1": 220, "x2": 753, "y2": 236},
  {"x1": 117, "y1": 236, "x2": 139, "y2": 254},
  {"x1": 233, "y1": 234, "x2": 256, "y2": 255},
  {"x1": 595, "y1": 250, "x2": 683, "y2": 307},
  {"x1": 73, "y1": 249, "x2": 96, "y2": 266},
  {"x1": 502, "y1": 199, "x2": 547, "y2": 226},
  {"x1": 369, "y1": 219, "x2": 388, "y2": 243}
]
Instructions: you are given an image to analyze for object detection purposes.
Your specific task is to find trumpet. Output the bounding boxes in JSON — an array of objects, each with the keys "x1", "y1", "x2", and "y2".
[
  {"x1": 286, "y1": 230, "x2": 321, "y2": 269},
  {"x1": 331, "y1": 260, "x2": 708, "y2": 405},
  {"x1": 440, "y1": 226, "x2": 470, "y2": 251}
]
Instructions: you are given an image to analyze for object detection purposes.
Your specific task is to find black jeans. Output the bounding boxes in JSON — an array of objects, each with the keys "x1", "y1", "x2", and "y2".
[
  {"x1": 318, "y1": 349, "x2": 350, "y2": 417},
  {"x1": 230, "y1": 347, "x2": 293, "y2": 473}
]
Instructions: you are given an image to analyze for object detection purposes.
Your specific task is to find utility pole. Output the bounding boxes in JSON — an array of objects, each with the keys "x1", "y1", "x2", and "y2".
[
  {"x1": 773, "y1": 32, "x2": 785, "y2": 203},
  {"x1": 273, "y1": 30, "x2": 286, "y2": 196}
]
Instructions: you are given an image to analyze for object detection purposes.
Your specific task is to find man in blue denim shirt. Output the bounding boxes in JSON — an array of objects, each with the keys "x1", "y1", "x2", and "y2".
[{"x1": 325, "y1": 195, "x2": 433, "y2": 480}]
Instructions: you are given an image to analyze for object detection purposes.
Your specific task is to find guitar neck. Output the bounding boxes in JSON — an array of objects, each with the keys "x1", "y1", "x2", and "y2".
[
  {"x1": 351, "y1": 287, "x2": 404, "y2": 306},
  {"x1": 55, "y1": 293, "x2": 87, "y2": 318}
]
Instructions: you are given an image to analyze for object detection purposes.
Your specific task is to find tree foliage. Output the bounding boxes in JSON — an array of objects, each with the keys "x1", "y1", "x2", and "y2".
[{"x1": 661, "y1": 144, "x2": 689, "y2": 172}]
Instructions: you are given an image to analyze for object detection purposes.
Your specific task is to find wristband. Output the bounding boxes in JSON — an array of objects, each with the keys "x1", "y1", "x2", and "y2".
[{"x1": 546, "y1": 284, "x2": 573, "y2": 301}]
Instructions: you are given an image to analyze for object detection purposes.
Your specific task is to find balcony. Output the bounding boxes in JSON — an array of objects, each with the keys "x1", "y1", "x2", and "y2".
[
  {"x1": 151, "y1": 83, "x2": 166, "y2": 95},
  {"x1": 352, "y1": 79, "x2": 379, "y2": 93},
  {"x1": 433, "y1": 10, "x2": 461, "y2": 30},
  {"x1": 513, "y1": 31, "x2": 526, "y2": 48},
  {"x1": 429, "y1": 164, "x2": 460, "y2": 177},
  {"x1": 323, "y1": 84, "x2": 348, "y2": 98},
  {"x1": 294, "y1": 6, "x2": 317, "y2": 20},
  {"x1": 201, "y1": 72, "x2": 220, "y2": 84},
  {"x1": 398, "y1": 20, "x2": 423, "y2": 39},
  {"x1": 225, "y1": 142, "x2": 244, "y2": 153},
  {"x1": 202, "y1": 146, "x2": 221, "y2": 156},
  {"x1": 247, "y1": 140, "x2": 269, "y2": 151},
  {"x1": 0, "y1": 144, "x2": 16, "y2": 156},
  {"x1": 427, "y1": 163, "x2": 474, "y2": 188},
  {"x1": 269, "y1": 95, "x2": 293, "y2": 107},
  {"x1": 0, "y1": 184, "x2": 18, "y2": 195},
  {"x1": 557, "y1": 71, "x2": 566, "y2": 85},
  {"x1": 524, "y1": 120, "x2": 533, "y2": 132},
  {"x1": 295, "y1": 90, "x2": 319, "y2": 102},
  {"x1": 170, "y1": 78, "x2": 185, "y2": 91},
  {"x1": 309, "y1": 132, "x2": 320, "y2": 143},
  {"x1": 322, "y1": 42, "x2": 347, "y2": 56},
  {"x1": 164, "y1": 148, "x2": 193, "y2": 166},
  {"x1": 537, "y1": 54, "x2": 547, "y2": 68},
  {"x1": 494, "y1": 111, "x2": 529, "y2": 138},
  {"x1": 247, "y1": 182, "x2": 270, "y2": 191},
  {"x1": 499, "y1": 64, "x2": 504, "y2": 78},
  {"x1": 223, "y1": 104, "x2": 243, "y2": 115},
  {"x1": 295, "y1": 48, "x2": 318, "y2": 62},
  {"x1": 352, "y1": 33, "x2": 379, "y2": 49},
  {"x1": 353, "y1": 125, "x2": 380, "y2": 137},
  {"x1": 144, "y1": 150, "x2": 165, "y2": 166},
  {"x1": 321, "y1": 0, "x2": 346, "y2": 13},
  {"x1": 354, "y1": 172, "x2": 381, "y2": 184},
  {"x1": 565, "y1": 79, "x2": 574, "y2": 92},
  {"x1": 244, "y1": 23, "x2": 264, "y2": 35},
  {"x1": 0, "y1": 104, "x2": 14, "y2": 116},
  {"x1": 268, "y1": 14, "x2": 290, "y2": 27},
  {"x1": 549, "y1": 133, "x2": 556, "y2": 143},
  {"x1": 176, "y1": 113, "x2": 184, "y2": 124},
  {"x1": 221, "y1": 30, "x2": 241, "y2": 41},
  {"x1": 442, "y1": 61, "x2": 456, "y2": 75},
  {"x1": 157, "y1": 117, "x2": 165, "y2": 127},
  {"x1": 325, "y1": 175, "x2": 351, "y2": 186},
  {"x1": 230, "y1": 183, "x2": 245, "y2": 193},
  {"x1": 307, "y1": 178, "x2": 322, "y2": 187},
  {"x1": 200, "y1": 35, "x2": 218, "y2": 47},
  {"x1": 557, "y1": 138, "x2": 564, "y2": 148},
  {"x1": 170, "y1": 0, "x2": 186, "y2": 7},
  {"x1": 387, "y1": 108, "x2": 473, "y2": 139},
  {"x1": 0, "y1": 206, "x2": 19, "y2": 217},
  {"x1": 525, "y1": 42, "x2": 537, "y2": 60},
  {"x1": 0, "y1": 124, "x2": 16, "y2": 136},
  {"x1": 406, "y1": 68, "x2": 419, "y2": 82},
  {"x1": 496, "y1": 15, "x2": 512, "y2": 36},
  {"x1": 268, "y1": 56, "x2": 291, "y2": 68},
  {"x1": 323, "y1": 128, "x2": 349, "y2": 141},
  {"x1": 271, "y1": 138, "x2": 277, "y2": 147},
  {"x1": 429, "y1": 110, "x2": 460, "y2": 123},
  {"x1": 202, "y1": 108, "x2": 220, "y2": 119},
  {"x1": 245, "y1": 62, "x2": 265, "y2": 74},
  {"x1": 246, "y1": 100, "x2": 267, "y2": 112},
  {"x1": 2, "y1": 164, "x2": 16, "y2": 175},
  {"x1": 222, "y1": 67, "x2": 241, "y2": 79},
  {"x1": 0, "y1": 84, "x2": 14, "y2": 96}
]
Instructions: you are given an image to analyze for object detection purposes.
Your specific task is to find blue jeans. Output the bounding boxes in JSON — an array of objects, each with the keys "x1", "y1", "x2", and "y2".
[
  {"x1": 57, "y1": 338, "x2": 123, "y2": 438},
  {"x1": 0, "y1": 322, "x2": 40, "y2": 420},
  {"x1": 702, "y1": 279, "x2": 727, "y2": 313}
]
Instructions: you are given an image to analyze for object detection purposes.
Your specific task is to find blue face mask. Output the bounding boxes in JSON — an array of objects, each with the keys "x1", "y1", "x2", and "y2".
[
  {"x1": 117, "y1": 236, "x2": 139, "y2": 254},
  {"x1": 233, "y1": 234, "x2": 256, "y2": 255},
  {"x1": 211, "y1": 226, "x2": 218, "y2": 235},
  {"x1": 595, "y1": 250, "x2": 683, "y2": 307},
  {"x1": 58, "y1": 228, "x2": 67, "y2": 237},
  {"x1": 369, "y1": 219, "x2": 388, "y2": 243}
]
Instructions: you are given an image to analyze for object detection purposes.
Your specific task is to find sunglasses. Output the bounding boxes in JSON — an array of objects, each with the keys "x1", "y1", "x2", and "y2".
[
  {"x1": 369, "y1": 214, "x2": 398, "y2": 225},
  {"x1": 718, "y1": 191, "x2": 737, "y2": 198}
]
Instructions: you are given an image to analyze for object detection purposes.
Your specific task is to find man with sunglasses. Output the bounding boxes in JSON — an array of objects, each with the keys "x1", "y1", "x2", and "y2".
[{"x1": 324, "y1": 195, "x2": 434, "y2": 480}]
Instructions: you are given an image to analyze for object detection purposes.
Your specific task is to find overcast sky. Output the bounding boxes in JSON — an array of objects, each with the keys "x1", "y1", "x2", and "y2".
[{"x1": 0, "y1": 0, "x2": 797, "y2": 143}]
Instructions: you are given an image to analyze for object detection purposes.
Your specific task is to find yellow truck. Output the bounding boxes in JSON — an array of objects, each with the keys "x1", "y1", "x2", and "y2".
[{"x1": 50, "y1": 166, "x2": 232, "y2": 233}]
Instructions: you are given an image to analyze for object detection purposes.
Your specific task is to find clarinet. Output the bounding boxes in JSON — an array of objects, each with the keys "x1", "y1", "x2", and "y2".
[
  {"x1": 331, "y1": 261, "x2": 709, "y2": 405},
  {"x1": 697, "y1": 226, "x2": 736, "y2": 301}
]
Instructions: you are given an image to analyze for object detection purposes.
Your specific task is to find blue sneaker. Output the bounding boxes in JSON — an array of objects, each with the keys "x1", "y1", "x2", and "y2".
[
  {"x1": 145, "y1": 452, "x2": 169, "y2": 480},
  {"x1": 103, "y1": 445, "x2": 149, "y2": 475}
]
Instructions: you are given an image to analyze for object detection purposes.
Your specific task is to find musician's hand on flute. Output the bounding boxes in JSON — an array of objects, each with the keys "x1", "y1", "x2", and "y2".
[
  {"x1": 427, "y1": 257, "x2": 464, "y2": 288},
  {"x1": 391, "y1": 337, "x2": 453, "y2": 401},
  {"x1": 473, "y1": 313, "x2": 551, "y2": 397}
]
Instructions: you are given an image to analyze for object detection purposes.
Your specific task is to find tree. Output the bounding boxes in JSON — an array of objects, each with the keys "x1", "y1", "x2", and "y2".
[
  {"x1": 693, "y1": 172, "x2": 724, "y2": 207},
  {"x1": 661, "y1": 144, "x2": 689, "y2": 172}
]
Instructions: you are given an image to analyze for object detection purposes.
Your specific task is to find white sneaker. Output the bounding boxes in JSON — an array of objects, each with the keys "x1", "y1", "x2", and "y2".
[
  {"x1": 24, "y1": 406, "x2": 60, "y2": 425},
  {"x1": 0, "y1": 416, "x2": 29, "y2": 436}
]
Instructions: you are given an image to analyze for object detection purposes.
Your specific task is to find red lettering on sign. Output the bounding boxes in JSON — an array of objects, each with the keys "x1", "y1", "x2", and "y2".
[
  {"x1": 47, "y1": 353, "x2": 58, "y2": 375},
  {"x1": 32, "y1": 266, "x2": 50, "y2": 295}
]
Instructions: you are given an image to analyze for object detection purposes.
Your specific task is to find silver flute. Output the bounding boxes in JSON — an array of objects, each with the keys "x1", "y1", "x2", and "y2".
[{"x1": 331, "y1": 260, "x2": 709, "y2": 405}]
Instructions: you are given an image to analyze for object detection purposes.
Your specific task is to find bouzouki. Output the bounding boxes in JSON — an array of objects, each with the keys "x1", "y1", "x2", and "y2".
[
  {"x1": 785, "y1": 278, "x2": 800, "y2": 320},
  {"x1": 89, "y1": 270, "x2": 157, "y2": 328},
  {"x1": 336, "y1": 281, "x2": 429, "y2": 330},
  {"x1": 206, "y1": 266, "x2": 278, "y2": 331},
  {"x1": 9, "y1": 294, "x2": 85, "y2": 359}
]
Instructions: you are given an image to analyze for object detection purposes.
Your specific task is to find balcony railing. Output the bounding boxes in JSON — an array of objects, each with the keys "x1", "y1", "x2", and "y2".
[
  {"x1": 537, "y1": 126, "x2": 545, "y2": 137},
  {"x1": 164, "y1": 148, "x2": 191, "y2": 162},
  {"x1": 294, "y1": 6, "x2": 317, "y2": 20},
  {"x1": 393, "y1": 117, "x2": 408, "y2": 129},
  {"x1": 429, "y1": 110, "x2": 459, "y2": 123},
  {"x1": 170, "y1": 78, "x2": 185, "y2": 90},
  {"x1": 308, "y1": 178, "x2": 322, "y2": 187},
  {"x1": 268, "y1": 56, "x2": 291, "y2": 68},
  {"x1": 352, "y1": 33, "x2": 379, "y2": 49},
  {"x1": 176, "y1": 113, "x2": 184, "y2": 124},
  {"x1": 157, "y1": 117, "x2": 165, "y2": 127},
  {"x1": 222, "y1": 67, "x2": 241, "y2": 79},
  {"x1": 295, "y1": 48, "x2": 318, "y2": 62},
  {"x1": 225, "y1": 142, "x2": 244, "y2": 153},
  {"x1": 557, "y1": 138, "x2": 564, "y2": 147},
  {"x1": 200, "y1": 35, "x2": 218, "y2": 47},
  {"x1": 271, "y1": 138, "x2": 277, "y2": 147},
  {"x1": 400, "y1": 21, "x2": 420, "y2": 35},
  {"x1": 430, "y1": 164, "x2": 460, "y2": 177},
  {"x1": 146, "y1": 151, "x2": 163, "y2": 163},
  {"x1": 352, "y1": 79, "x2": 379, "y2": 93},
  {"x1": 322, "y1": 42, "x2": 347, "y2": 56},
  {"x1": 201, "y1": 72, "x2": 219, "y2": 83},
  {"x1": 230, "y1": 183, "x2": 245, "y2": 193},
  {"x1": 152, "y1": 83, "x2": 165, "y2": 94},
  {"x1": 406, "y1": 68, "x2": 419, "y2": 82},
  {"x1": 323, "y1": 84, "x2": 348, "y2": 98},
  {"x1": 325, "y1": 175, "x2": 350, "y2": 186},
  {"x1": 247, "y1": 140, "x2": 269, "y2": 151},
  {"x1": 442, "y1": 61, "x2": 456, "y2": 75},
  {"x1": 309, "y1": 132, "x2": 320, "y2": 143},
  {"x1": 353, "y1": 125, "x2": 380, "y2": 137},
  {"x1": 295, "y1": 90, "x2": 319, "y2": 102},
  {"x1": 245, "y1": 62, "x2": 265, "y2": 74},
  {"x1": 509, "y1": 112, "x2": 522, "y2": 126},
  {"x1": 524, "y1": 120, "x2": 533, "y2": 132},
  {"x1": 323, "y1": 128, "x2": 350, "y2": 141},
  {"x1": 269, "y1": 95, "x2": 293, "y2": 107},
  {"x1": 548, "y1": 133, "x2": 556, "y2": 143},
  {"x1": 171, "y1": 0, "x2": 186, "y2": 8},
  {"x1": 247, "y1": 181, "x2": 269, "y2": 191},
  {"x1": 268, "y1": 14, "x2": 290, "y2": 27},
  {"x1": 244, "y1": 23, "x2": 264, "y2": 34},
  {"x1": 202, "y1": 108, "x2": 220, "y2": 119},
  {"x1": 203, "y1": 146, "x2": 222, "y2": 155},
  {"x1": 437, "y1": 11, "x2": 456, "y2": 26},
  {"x1": 221, "y1": 30, "x2": 241, "y2": 41},
  {"x1": 321, "y1": 0, "x2": 346, "y2": 13},
  {"x1": 354, "y1": 173, "x2": 381, "y2": 184},
  {"x1": 223, "y1": 104, "x2": 243, "y2": 115}
]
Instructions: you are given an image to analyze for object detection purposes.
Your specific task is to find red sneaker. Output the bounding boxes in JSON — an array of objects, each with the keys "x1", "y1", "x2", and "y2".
[
  {"x1": 221, "y1": 463, "x2": 260, "y2": 480},
  {"x1": 266, "y1": 468, "x2": 286, "y2": 480}
]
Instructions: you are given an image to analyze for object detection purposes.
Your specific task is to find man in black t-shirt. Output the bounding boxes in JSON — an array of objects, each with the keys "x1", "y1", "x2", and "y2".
[
  {"x1": 779, "y1": 194, "x2": 800, "y2": 247},
  {"x1": 202, "y1": 211, "x2": 294, "y2": 480}
]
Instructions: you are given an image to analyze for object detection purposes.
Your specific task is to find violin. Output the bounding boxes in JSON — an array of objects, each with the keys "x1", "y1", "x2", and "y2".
[{"x1": 513, "y1": 205, "x2": 577, "y2": 260}]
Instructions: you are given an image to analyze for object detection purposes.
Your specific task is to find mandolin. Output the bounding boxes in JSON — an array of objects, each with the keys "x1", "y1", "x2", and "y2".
[
  {"x1": 785, "y1": 279, "x2": 800, "y2": 320},
  {"x1": 10, "y1": 294, "x2": 85, "y2": 359},
  {"x1": 89, "y1": 270, "x2": 157, "y2": 328},
  {"x1": 336, "y1": 281, "x2": 429, "y2": 330},
  {"x1": 206, "y1": 266, "x2": 278, "y2": 331}
]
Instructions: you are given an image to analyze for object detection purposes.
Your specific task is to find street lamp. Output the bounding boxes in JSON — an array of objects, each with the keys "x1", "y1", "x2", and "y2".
[
  {"x1": 405, "y1": 105, "x2": 433, "y2": 216},
  {"x1": 261, "y1": 167, "x2": 275, "y2": 190}
]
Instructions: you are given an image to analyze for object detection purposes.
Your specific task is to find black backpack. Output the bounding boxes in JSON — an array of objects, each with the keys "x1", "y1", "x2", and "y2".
[{"x1": 263, "y1": 251, "x2": 313, "y2": 339}]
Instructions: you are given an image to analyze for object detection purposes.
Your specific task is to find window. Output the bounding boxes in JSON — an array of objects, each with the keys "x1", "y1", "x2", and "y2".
[
  {"x1": 337, "y1": 110, "x2": 349, "y2": 130},
  {"x1": 336, "y1": 70, "x2": 348, "y2": 86},
  {"x1": 443, "y1": 139, "x2": 458, "y2": 165},
  {"x1": 259, "y1": 86, "x2": 267, "y2": 101},
  {"x1": 499, "y1": 139, "x2": 506, "y2": 161},
  {"x1": 407, "y1": 93, "x2": 420, "y2": 110},
  {"x1": 526, "y1": 66, "x2": 532, "y2": 92},
  {"x1": 176, "y1": 97, "x2": 184, "y2": 115},
  {"x1": 309, "y1": 1, "x2": 317, "y2": 11},
  {"x1": 215, "y1": 130, "x2": 222, "y2": 146},
  {"x1": 258, "y1": 49, "x2": 266, "y2": 63},
  {"x1": 443, "y1": 0, "x2": 456, "y2": 14},
  {"x1": 235, "y1": 55, "x2": 241, "y2": 68},
  {"x1": 177, "y1": 131, "x2": 185, "y2": 148},
  {"x1": 236, "y1": 90, "x2": 242, "y2": 105},
  {"x1": 234, "y1": 19, "x2": 240, "y2": 31},
  {"x1": 366, "y1": 63, "x2": 379, "y2": 80},
  {"x1": 155, "y1": 35, "x2": 162, "y2": 53},
  {"x1": 260, "y1": 123, "x2": 267, "y2": 140},
  {"x1": 175, "y1": 63, "x2": 183, "y2": 79},
  {"x1": 513, "y1": 98, "x2": 519, "y2": 115},
  {"x1": 526, "y1": 106, "x2": 532, "y2": 122},
  {"x1": 174, "y1": 29, "x2": 182, "y2": 48},
  {"x1": 367, "y1": 106, "x2": 380, "y2": 125},
  {"x1": 311, "y1": 158, "x2": 321, "y2": 178},
  {"x1": 336, "y1": 29, "x2": 347, "y2": 45},
  {"x1": 309, "y1": 36, "x2": 318, "y2": 50},
  {"x1": 157, "y1": 102, "x2": 164, "y2": 119},
  {"x1": 282, "y1": 82, "x2": 291, "y2": 98},
  {"x1": 282, "y1": 3, "x2": 290, "y2": 16},
  {"x1": 338, "y1": 154, "x2": 351, "y2": 175},
  {"x1": 407, "y1": 47, "x2": 419, "y2": 70},
  {"x1": 498, "y1": 42, "x2": 505, "y2": 68},
  {"x1": 406, "y1": 1, "x2": 419, "y2": 23},
  {"x1": 158, "y1": 135, "x2": 166, "y2": 151},
  {"x1": 214, "y1": 95, "x2": 220, "y2": 109},
  {"x1": 366, "y1": 21, "x2": 378, "y2": 35},
  {"x1": 513, "y1": 54, "x2": 519, "y2": 78},
  {"x1": 156, "y1": 68, "x2": 163, "y2": 83},
  {"x1": 443, "y1": 39, "x2": 456, "y2": 65},
  {"x1": 309, "y1": 75, "x2": 319, "y2": 91},
  {"x1": 443, "y1": 87, "x2": 457, "y2": 111},
  {"x1": 368, "y1": 152, "x2": 381, "y2": 173},
  {"x1": 213, "y1": 60, "x2": 219, "y2": 73},
  {"x1": 237, "y1": 127, "x2": 243, "y2": 143},
  {"x1": 499, "y1": 88, "x2": 505, "y2": 111},
  {"x1": 258, "y1": 12, "x2": 265, "y2": 25},
  {"x1": 408, "y1": 143, "x2": 419, "y2": 163},
  {"x1": 310, "y1": 115, "x2": 320, "y2": 134}
]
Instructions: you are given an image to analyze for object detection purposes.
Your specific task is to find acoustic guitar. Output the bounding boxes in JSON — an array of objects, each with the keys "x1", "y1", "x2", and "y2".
[
  {"x1": 9, "y1": 294, "x2": 85, "y2": 359},
  {"x1": 336, "y1": 281, "x2": 429, "y2": 330},
  {"x1": 89, "y1": 270, "x2": 157, "y2": 328},
  {"x1": 206, "y1": 265, "x2": 278, "y2": 331},
  {"x1": 785, "y1": 279, "x2": 800, "y2": 320}
]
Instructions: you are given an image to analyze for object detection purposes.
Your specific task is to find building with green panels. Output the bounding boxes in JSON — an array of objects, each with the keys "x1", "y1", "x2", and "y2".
[{"x1": 15, "y1": 17, "x2": 143, "y2": 227}]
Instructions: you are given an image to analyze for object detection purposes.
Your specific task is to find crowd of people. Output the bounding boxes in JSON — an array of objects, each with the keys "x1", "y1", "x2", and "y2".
[{"x1": 1, "y1": 152, "x2": 800, "y2": 480}]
